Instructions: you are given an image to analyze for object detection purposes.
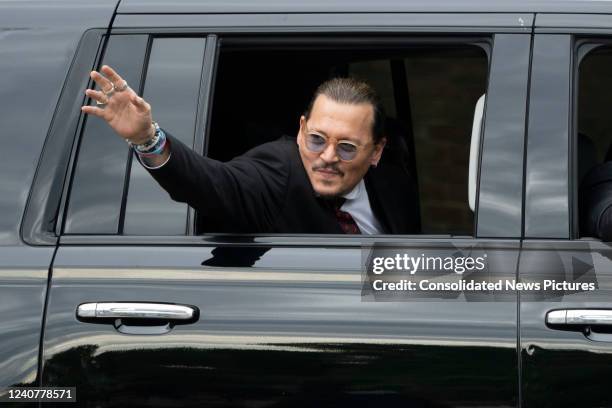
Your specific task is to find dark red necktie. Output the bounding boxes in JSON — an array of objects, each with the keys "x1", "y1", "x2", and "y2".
[{"x1": 333, "y1": 198, "x2": 361, "y2": 234}]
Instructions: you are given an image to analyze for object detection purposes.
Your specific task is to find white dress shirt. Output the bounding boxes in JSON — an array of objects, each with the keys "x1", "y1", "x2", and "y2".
[{"x1": 340, "y1": 179, "x2": 384, "y2": 234}]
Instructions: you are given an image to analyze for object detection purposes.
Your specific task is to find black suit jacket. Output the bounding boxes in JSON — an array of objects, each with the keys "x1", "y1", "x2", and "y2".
[{"x1": 146, "y1": 133, "x2": 420, "y2": 234}]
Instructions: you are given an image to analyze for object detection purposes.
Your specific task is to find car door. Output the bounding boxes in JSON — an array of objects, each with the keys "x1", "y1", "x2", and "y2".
[
  {"x1": 0, "y1": 1, "x2": 116, "y2": 402},
  {"x1": 37, "y1": 9, "x2": 532, "y2": 407},
  {"x1": 520, "y1": 14, "x2": 612, "y2": 408}
]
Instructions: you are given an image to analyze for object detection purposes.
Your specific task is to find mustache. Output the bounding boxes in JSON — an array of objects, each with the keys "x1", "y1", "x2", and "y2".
[{"x1": 312, "y1": 163, "x2": 343, "y2": 175}]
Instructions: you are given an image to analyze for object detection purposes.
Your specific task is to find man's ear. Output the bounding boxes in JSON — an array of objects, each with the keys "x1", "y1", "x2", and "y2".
[
  {"x1": 370, "y1": 137, "x2": 387, "y2": 167},
  {"x1": 297, "y1": 116, "x2": 306, "y2": 145}
]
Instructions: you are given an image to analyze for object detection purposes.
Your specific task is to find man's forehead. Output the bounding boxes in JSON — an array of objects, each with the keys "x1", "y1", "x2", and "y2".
[{"x1": 307, "y1": 95, "x2": 374, "y2": 140}]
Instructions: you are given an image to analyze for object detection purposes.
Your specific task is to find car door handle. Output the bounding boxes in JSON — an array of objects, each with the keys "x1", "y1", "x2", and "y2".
[
  {"x1": 77, "y1": 302, "x2": 198, "y2": 321},
  {"x1": 77, "y1": 302, "x2": 199, "y2": 335},
  {"x1": 547, "y1": 309, "x2": 612, "y2": 326}
]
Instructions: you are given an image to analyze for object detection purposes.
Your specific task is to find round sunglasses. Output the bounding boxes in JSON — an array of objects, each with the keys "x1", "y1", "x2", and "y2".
[{"x1": 304, "y1": 132, "x2": 362, "y2": 161}]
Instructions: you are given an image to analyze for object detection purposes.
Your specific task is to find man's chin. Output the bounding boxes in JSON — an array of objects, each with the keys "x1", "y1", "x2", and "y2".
[{"x1": 313, "y1": 184, "x2": 342, "y2": 198}]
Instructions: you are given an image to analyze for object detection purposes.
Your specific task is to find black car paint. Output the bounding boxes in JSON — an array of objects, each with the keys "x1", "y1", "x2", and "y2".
[
  {"x1": 39, "y1": 11, "x2": 527, "y2": 407},
  {"x1": 0, "y1": 0, "x2": 116, "y2": 397},
  {"x1": 521, "y1": 23, "x2": 612, "y2": 407}
]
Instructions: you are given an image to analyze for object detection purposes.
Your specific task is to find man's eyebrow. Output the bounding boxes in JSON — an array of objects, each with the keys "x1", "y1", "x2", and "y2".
[
  {"x1": 305, "y1": 126, "x2": 327, "y2": 136},
  {"x1": 339, "y1": 135, "x2": 361, "y2": 144}
]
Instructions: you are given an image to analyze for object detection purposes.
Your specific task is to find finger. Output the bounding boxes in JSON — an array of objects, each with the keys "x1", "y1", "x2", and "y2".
[
  {"x1": 85, "y1": 89, "x2": 109, "y2": 104},
  {"x1": 100, "y1": 65, "x2": 125, "y2": 88},
  {"x1": 89, "y1": 70, "x2": 113, "y2": 93},
  {"x1": 81, "y1": 105, "x2": 106, "y2": 118}
]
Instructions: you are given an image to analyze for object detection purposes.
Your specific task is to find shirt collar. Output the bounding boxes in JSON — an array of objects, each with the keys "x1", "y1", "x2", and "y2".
[{"x1": 342, "y1": 179, "x2": 364, "y2": 201}]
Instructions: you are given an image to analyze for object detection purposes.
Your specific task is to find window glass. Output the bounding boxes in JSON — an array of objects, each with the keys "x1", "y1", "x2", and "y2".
[
  {"x1": 204, "y1": 41, "x2": 488, "y2": 235},
  {"x1": 66, "y1": 36, "x2": 206, "y2": 236},
  {"x1": 65, "y1": 35, "x2": 148, "y2": 234},
  {"x1": 123, "y1": 37, "x2": 206, "y2": 235},
  {"x1": 577, "y1": 45, "x2": 612, "y2": 239}
]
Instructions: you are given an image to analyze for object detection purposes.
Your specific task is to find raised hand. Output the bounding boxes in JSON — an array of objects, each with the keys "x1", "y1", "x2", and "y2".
[{"x1": 81, "y1": 65, "x2": 155, "y2": 144}]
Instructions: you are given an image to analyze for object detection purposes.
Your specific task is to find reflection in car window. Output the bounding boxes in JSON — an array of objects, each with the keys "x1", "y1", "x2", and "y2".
[
  {"x1": 65, "y1": 35, "x2": 148, "y2": 234},
  {"x1": 124, "y1": 37, "x2": 206, "y2": 235}
]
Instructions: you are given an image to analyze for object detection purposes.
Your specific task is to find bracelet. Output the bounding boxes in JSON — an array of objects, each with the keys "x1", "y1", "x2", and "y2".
[
  {"x1": 131, "y1": 122, "x2": 160, "y2": 151},
  {"x1": 138, "y1": 129, "x2": 167, "y2": 157},
  {"x1": 131, "y1": 122, "x2": 167, "y2": 156}
]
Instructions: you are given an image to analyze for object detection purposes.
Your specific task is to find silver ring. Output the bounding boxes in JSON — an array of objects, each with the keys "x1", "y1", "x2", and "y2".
[
  {"x1": 95, "y1": 99, "x2": 107, "y2": 108},
  {"x1": 103, "y1": 83, "x2": 115, "y2": 98},
  {"x1": 115, "y1": 80, "x2": 128, "y2": 92}
]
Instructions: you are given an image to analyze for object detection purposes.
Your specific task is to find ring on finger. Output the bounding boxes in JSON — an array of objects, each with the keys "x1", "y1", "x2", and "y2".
[
  {"x1": 103, "y1": 83, "x2": 115, "y2": 98},
  {"x1": 95, "y1": 95, "x2": 109, "y2": 107},
  {"x1": 115, "y1": 80, "x2": 129, "y2": 92}
]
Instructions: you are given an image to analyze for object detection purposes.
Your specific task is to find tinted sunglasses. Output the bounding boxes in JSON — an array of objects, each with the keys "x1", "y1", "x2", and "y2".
[{"x1": 304, "y1": 132, "x2": 360, "y2": 161}]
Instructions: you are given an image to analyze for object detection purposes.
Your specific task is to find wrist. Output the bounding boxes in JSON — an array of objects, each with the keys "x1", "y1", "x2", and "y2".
[
  {"x1": 130, "y1": 122, "x2": 156, "y2": 145},
  {"x1": 145, "y1": 122, "x2": 156, "y2": 141},
  {"x1": 132, "y1": 123, "x2": 167, "y2": 156},
  {"x1": 129, "y1": 122, "x2": 158, "y2": 146}
]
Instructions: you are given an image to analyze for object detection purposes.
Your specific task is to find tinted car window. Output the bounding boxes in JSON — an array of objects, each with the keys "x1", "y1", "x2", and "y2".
[
  {"x1": 577, "y1": 44, "x2": 612, "y2": 239},
  {"x1": 124, "y1": 37, "x2": 206, "y2": 235},
  {"x1": 65, "y1": 35, "x2": 148, "y2": 234},
  {"x1": 65, "y1": 36, "x2": 206, "y2": 236}
]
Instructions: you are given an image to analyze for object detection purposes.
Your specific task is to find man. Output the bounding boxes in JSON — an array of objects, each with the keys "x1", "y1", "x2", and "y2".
[{"x1": 82, "y1": 65, "x2": 419, "y2": 234}]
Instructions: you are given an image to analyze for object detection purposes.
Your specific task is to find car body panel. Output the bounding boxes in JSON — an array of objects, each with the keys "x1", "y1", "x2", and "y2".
[
  {"x1": 113, "y1": 13, "x2": 533, "y2": 33},
  {"x1": 44, "y1": 242, "x2": 519, "y2": 407},
  {"x1": 0, "y1": 248, "x2": 52, "y2": 390},
  {"x1": 0, "y1": 0, "x2": 116, "y2": 397},
  {"x1": 40, "y1": 15, "x2": 531, "y2": 405},
  {"x1": 519, "y1": 240, "x2": 612, "y2": 408},
  {"x1": 0, "y1": 0, "x2": 117, "y2": 246},
  {"x1": 521, "y1": 30, "x2": 612, "y2": 407},
  {"x1": 117, "y1": 0, "x2": 612, "y2": 15},
  {"x1": 524, "y1": 35, "x2": 571, "y2": 239}
]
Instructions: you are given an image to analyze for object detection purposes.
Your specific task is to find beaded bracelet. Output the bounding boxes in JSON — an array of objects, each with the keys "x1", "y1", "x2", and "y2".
[
  {"x1": 132, "y1": 122, "x2": 160, "y2": 151},
  {"x1": 137, "y1": 128, "x2": 167, "y2": 157},
  {"x1": 131, "y1": 122, "x2": 167, "y2": 156}
]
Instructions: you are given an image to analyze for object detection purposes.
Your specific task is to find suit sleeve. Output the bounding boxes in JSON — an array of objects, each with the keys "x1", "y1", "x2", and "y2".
[{"x1": 142, "y1": 132, "x2": 290, "y2": 233}]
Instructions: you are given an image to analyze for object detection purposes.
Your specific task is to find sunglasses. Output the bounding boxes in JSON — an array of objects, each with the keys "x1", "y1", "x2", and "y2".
[{"x1": 304, "y1": 132, "x2": 361, "y2": 162}]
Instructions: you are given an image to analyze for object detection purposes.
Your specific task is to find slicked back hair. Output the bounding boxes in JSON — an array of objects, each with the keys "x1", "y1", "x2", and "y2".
[{"x1": 304, "y1": 77, "x2": 385, "y2": 144}]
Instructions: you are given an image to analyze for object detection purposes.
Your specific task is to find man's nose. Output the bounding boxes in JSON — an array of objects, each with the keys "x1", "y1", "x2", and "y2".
[{"x1": 319, "y1": 143, "x2": 339, "y2": 163}]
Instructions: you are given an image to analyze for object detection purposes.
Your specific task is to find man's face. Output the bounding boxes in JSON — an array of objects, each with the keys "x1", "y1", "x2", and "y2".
[{"x1": 297, "y1": 94, "x2": 386, "y2": 198}]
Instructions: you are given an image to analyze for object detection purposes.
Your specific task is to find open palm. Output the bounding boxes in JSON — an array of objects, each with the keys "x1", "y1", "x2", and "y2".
[{"x1": 81, "y1": 65, "x2": 154, "y2": 144}]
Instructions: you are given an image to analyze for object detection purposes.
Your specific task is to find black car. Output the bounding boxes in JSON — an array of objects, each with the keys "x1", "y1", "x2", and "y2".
[{"x1": 2, "y1": 0, "x2": 612, "y2": 406}]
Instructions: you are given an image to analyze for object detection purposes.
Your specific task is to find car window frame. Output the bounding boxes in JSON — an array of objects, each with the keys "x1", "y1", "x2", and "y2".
[
  {"x1": 202, "y1": 34, "x2": 491, "y2": 238},
  {"x1": 572, "y1": 37, "x2": 612, "y2": 240},
  {"x1": 530, "y1": 16, "x2": 612, "y2": 240},
  {"x1": 67, "y1": 34, "x2": 493, "y2": 243},
  {"x1": 23, "y1": 14, "x2": 534, "y2": 246}
]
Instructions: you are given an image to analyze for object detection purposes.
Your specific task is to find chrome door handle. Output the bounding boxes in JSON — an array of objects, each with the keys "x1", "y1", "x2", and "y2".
[
  {"x1": 547, "y1": 309, "x2": 612, "y2": 325},
  {"x1": 77, "y1": 302, "x2": 197, "y2": 321}
]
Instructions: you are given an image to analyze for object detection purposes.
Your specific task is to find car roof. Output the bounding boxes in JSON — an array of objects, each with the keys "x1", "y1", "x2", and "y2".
[{"x1": 118, "y1": 0, "x2": 612, "y2": 14}]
